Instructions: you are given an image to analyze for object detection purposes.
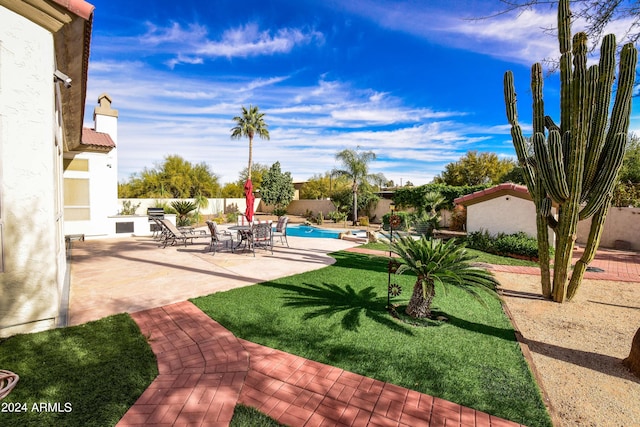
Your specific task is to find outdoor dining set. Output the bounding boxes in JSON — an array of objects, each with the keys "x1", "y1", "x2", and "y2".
[{"x1": 150, "y1": 216, "x2": 289, "y2": 257}]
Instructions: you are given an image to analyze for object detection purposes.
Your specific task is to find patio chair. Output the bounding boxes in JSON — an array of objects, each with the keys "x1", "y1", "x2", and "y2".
[
  {"x1": 272, "y1": 216, "x2": 289, "y2": 247},
  {"x1": 159, "y1": 219, "x2": 208, "y2": 248},
  {"x1": 205, "y1": 220, "x2": 235, "y2": 254},
  {"x1": 249, "y1": 221, "x2": 273, "y2": 256}
]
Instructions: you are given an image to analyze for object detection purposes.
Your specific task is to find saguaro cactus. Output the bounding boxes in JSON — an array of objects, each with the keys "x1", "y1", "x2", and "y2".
[{"x1": 503, "y1": 0, "x2": 637, "y2": 302}]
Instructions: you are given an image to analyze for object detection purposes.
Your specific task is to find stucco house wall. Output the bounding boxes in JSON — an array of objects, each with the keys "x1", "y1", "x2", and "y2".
[
  {"x1": 0, "y1": 7, "x2": 63, "y2": 336},
  {"x1": 455, "y1": 183, "x2": 556, "y2": 246},
  {"x1": 0, "y1": 0, "x2": 94, "y2": 337},
  {"x1": 466, "y1": 196, "x2": 538, "y2": 237}
]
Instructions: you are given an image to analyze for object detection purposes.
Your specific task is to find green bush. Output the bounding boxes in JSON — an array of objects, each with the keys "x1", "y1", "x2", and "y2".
[
  {"x1": 226, "y1": 211, "x2": 239, "y2": 224},
  {"x1": 466, "y1": 230, "x2": 544, "y2": 259},
  {"x1": 466, "y1": 230, "x2": 495, "y2": 253},
  {"x1": 494, "y1": 232, "x2": 539, "y2": 259},
  {"x1": 327, "y1": 210, "x2": 347, "y2": 223},
  {"x1": 273, "y1": 207, "x2": 288, "y2": 217},
  {"x1": 358, "y1": 216, "x2": 369, "y2": 226},
  {"x1": 382, "y1": 211, "x2": 410, "y2": 231}
]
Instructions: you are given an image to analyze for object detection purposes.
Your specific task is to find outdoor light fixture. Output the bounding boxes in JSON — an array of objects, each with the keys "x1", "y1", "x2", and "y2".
[{"x1": 54, "y1": 69, "x2": 72, "y2": 88}]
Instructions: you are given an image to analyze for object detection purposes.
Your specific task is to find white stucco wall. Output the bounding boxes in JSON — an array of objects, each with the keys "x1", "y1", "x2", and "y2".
[
  {"x1": 467, "y1": 195, "x2": 544, "y2": 240},
  {"x1": 63, "y1": 150, "x2": 119, "y2": 237},
  {"x1": 0, "y1": 8, "x2": 63, "y2": 337}
]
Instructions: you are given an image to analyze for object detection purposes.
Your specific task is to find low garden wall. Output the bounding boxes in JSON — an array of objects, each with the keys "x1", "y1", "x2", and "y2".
[
  {"x1": 576, "y1": 207, "x2": 640, "y2": 251},
  {"x1": 118, "y1": 198, "x2": 260, "y2": 216}
]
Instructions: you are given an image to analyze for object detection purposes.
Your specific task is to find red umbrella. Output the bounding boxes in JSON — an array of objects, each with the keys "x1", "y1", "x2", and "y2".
[{"x1": 244, "y1": 179, "x2": 255, "y2": 223}]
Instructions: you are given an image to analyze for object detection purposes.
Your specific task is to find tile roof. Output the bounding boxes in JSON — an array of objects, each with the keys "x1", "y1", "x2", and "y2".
[
  {"x1": 454, "y1": 183, "x2": 531, "y2": 206},
  {"x1": 81, "y1": 128, "x2": 115, "y2": 149},
  {"x1": 50, "y1": 0, "x2": 95, "y2": 20}
]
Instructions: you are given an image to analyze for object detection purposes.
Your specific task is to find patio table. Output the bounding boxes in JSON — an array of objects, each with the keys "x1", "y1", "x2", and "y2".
[{"x1": 228, "y1": 225, "x2": 252, "y2": 250}]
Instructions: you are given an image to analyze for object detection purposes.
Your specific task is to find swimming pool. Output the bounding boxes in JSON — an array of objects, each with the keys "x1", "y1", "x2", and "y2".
[{"x1": 286, "y1": 224, "x2": 367, "y2": 239}]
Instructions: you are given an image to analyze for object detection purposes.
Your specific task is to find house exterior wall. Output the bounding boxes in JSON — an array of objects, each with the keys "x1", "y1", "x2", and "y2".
[
  {"x1": 0, "y1": 8, "x2": 63, "y2": 337},
  {"x1": 63, "y1": 150, "x2": 119, "y2": 237},
  {"x1": 466, "y1": 195, "x2": 538, "y2": 238}
]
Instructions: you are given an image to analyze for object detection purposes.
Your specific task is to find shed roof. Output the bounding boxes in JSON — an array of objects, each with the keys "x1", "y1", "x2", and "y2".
[{"x1": 454, "y1": 183, "x2": 531, "y2": 206}]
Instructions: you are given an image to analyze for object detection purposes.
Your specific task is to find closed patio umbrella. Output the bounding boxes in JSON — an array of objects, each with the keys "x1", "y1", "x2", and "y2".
[{"x1": 244, "y1": 179, "x2": 255, "y2": 223}]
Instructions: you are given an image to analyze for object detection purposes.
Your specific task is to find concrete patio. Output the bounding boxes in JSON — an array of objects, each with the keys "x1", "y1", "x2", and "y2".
[{"x1": 68, "y1": 233, "x2": 359, "y2": 326}]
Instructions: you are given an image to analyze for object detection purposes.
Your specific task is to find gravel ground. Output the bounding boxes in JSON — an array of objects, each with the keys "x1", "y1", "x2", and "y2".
[{"x1": 496, "y1": 272, "x2": 640, "y2": 427}]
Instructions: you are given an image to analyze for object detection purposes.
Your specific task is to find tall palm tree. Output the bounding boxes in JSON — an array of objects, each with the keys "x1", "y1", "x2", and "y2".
[
  {"x1": 230, "y1": 105, "x2": 270, "y2": 179},
  {"x1": 391, "y1": 235, "x2": 499, "y2": 318},
  {"x1": 332, "y1": 148, "x2": 385, "y2": 225}
]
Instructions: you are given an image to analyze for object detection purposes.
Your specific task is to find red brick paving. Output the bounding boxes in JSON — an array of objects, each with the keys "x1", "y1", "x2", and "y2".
[{"x1": 117, "y1": 301, "x2": 524, "y2": 427}]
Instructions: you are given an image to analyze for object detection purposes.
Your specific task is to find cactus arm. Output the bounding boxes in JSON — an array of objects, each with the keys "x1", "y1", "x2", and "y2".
[
  {"x1": 583, "y1": 34, "x2": 616, "y2": 194},
  {"x1": 579, "y1": 133, "x2": 627, "y2": 219},
  {"x1": 580, "y1": 43, "x2": 637, "y2": 219},
  {"x1": 567, "y1": 203, "x2": 609, "y2": 300},
  {"x1": 532, "y1": 63, "x2": 545, "y2": 135},
  {"x1": 545, "y1": 116, "x2": 560, "y2": 132},
  {"x1": 535, "y1": 130, "x2": 570, "y2": 203}
]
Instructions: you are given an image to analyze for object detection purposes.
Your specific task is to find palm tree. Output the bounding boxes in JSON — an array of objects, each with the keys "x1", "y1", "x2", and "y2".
[
  {"x1": 230, "y1": 105, "x2": 270, "y2": 179},
  {"x1": 332, "y1": 148, "x2": 385, "y2": 225},
  {"x1": 391, "y1": 235, "x2": 498, "y2": 318}
]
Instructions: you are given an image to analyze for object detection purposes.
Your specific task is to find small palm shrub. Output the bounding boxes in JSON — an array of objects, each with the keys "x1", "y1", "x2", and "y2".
[
  {"x1": 327, "y1": 210, "x2": 347, "y2": 223},
  {"x1": 391, "y1": 235, "x2": 498, "y2": 318},
  {"x1": 171, "y1": 200, "x2": 197, "y2": 227}
]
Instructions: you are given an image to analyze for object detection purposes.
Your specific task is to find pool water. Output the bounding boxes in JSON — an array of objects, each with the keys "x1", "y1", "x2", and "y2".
[{"x1": 286, "y1": 224, "x2": 367, "y2": 239}]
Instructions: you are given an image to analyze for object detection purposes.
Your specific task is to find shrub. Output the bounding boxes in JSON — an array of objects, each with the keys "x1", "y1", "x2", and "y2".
[
  {"x1": 327, "y1": 210, "x2": 347, "y2": 223},
  {"x1": 465, "y1": 230, "x2": 547, "y2": 259},
  {"x1": 493, "y1": 232, "x2": 540, "y2": 259},
  {"x1": 273, "y1": 207, "x2": 288, "y2": 217},
  {"x1": 226, "y1": 211, "x2": 238, "y2": 224},
  {"x1": 450, "y1": 205, "x2": 467, "y2": 231},
  {"x1": 466, "y1": 230, "x2": 495, "y2": 253},
  {"x1": 119, "y1": 200, "x2": 141, "y2": 215},
  {"x1": 358, "y1": 216, "x2": 369, "y2": 226}
]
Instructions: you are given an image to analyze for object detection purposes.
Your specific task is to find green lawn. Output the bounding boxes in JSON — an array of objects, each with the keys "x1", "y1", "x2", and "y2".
[
  {"x1": 0, "y1": 249, "x2": 548, "y2": 427},
  {"x1": 0, "y1": 314, "x2": 157, "y2": 427},
  {"x1": 192, "y1": 251, "x2": 552, "y2": 427}
]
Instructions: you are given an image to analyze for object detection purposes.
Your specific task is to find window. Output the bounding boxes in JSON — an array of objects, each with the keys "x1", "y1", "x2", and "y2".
[{"x1": 63, "y1": 178, "x2": 90, "y2": 221}]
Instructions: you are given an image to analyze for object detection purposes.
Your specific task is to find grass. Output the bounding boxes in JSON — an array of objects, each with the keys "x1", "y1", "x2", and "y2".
[
  {"x1": 192, "y1": 251, "x2": 552, "y2": 427},
  {"x1": 0, "y1": 314, "x2": 157, "y2": 427},
  {"x1": 361, "y1": 241, "x2": 540, "y2": 267},
  {"x1": 230, "y1": 404, "x2": 285, "y2": 426}
]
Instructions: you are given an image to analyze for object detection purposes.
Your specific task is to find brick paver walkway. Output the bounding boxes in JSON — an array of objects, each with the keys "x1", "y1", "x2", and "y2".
[{"x1": 117, "y1": 301, "x2": 524, "y2": 427}]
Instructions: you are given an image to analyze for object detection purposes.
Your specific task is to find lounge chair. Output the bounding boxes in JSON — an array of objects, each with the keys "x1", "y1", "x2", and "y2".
[
  {"x1": 272, "y1": 216, "x2": 289, "y2": 247},
  {"x1": 205, "y1": 221, "x2": 235, "y2": 254},
  {"x1": 159, "y1": 219, "x2": 208, "y2": 248}
]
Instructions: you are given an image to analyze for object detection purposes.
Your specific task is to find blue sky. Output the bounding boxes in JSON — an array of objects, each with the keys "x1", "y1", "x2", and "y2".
[{"x1": 84, "y1": 0, "x2": 640, "y2": 186}]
